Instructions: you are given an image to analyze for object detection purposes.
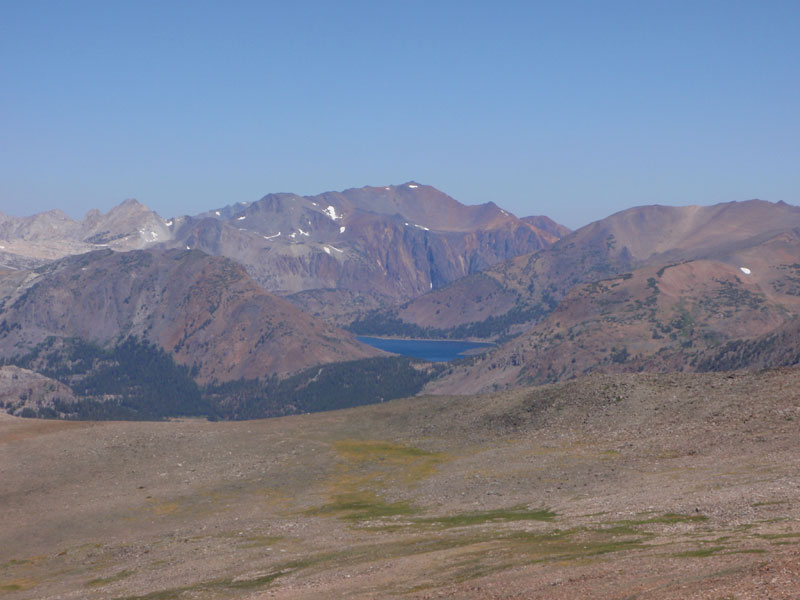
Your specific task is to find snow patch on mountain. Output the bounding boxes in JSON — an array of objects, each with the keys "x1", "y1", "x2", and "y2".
[{"x1": 324, "y1": 206, "x2": 341, "y2": 221}]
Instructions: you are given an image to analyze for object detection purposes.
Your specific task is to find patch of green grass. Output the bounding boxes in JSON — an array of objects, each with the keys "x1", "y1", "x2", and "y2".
[
  {"x1": 305, "y1": 492, "x2": 417, "y2": 522},
  {"x1": 756, "y1": 517, "x2": 790, "y2": 524},
  {"x1": 0, "y1": 559, "x2": 31, "y2": 569},
  {"x1": 239, "y1": 535, "x2": 284, "y2": 549},
  {"x1": 615, "y1": 513, "x2": 708, "y2": 527},
  {"x1": 507, "y1": 527, "x2": 649, "y2": 563},
  {"x1": 538, "y1": 538, "x2": 648, "y2": 561},
  {"x1": 673, "y1": 546, "x2": 726, "y2": 558},
  {"x1": 591, "y1": 523, "x2": 640, "y2": 536},
  {"x1": 413, "y1": 506, "x2": 556, "y2": 528},
  {"x1": 648, "y1": 512, "x2": 708, "y2": 524},
  {"x1": 87, "y1": 569, "x2": 133, "y2": 586},
  {"x1": 755, "y1": 532, "x2": 800, "y2": 540},
  {"x1": 309, "y1": 439, "x2": 445, "y2": 525},
  {"x1": 332, "y1": 439, "x2": 447, "y2": 486},
  {"x1": 0, "y1": 577, "x2": 37, "y2": 592},
  {"x1": 225, "y1": 571, "x2": 286, "y2": 590},
  {"x1": 335, "y1": 440, "x2": 438, "y2": 459}
]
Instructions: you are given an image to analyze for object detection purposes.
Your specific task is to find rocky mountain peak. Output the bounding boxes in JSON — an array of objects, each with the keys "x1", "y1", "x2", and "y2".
[
  {"x1": 106, "y1": 198, "x2": 151, "y2": 216},
  {"x1": 1, "y1": 183, "x2": 569, "y2": 313}
]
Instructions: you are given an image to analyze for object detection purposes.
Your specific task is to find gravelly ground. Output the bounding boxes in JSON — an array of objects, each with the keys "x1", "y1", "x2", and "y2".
[{"x1": 2, "y1": 369, "x2": 799, "y2": 599}]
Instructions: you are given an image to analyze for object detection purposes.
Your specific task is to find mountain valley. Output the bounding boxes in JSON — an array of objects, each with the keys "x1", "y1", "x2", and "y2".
[
  {"x1": 3, "y1": 188, "x2": 800, "y2": 599},
  {"x1": 351, "y1": 200, "x2": 800, "y2": 394},
  {"x1": 4, "y1": 191, "x2": 800, "y2": 418}
]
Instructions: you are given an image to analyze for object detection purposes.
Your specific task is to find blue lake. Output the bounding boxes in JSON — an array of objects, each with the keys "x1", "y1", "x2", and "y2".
[{"x1": 356, "y1": 336, "x2": 494, "y2": 362}]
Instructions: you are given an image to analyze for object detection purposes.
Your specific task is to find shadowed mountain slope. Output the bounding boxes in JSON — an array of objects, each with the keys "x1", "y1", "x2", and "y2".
[{"x1": 0, "y1": 248, "x2": 378, "y2": 383}]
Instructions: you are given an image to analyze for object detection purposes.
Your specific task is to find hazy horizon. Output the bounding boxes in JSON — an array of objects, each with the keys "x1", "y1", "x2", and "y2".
[{"x1": 2, "y1": 181, "x2": 796, "y2": 233}]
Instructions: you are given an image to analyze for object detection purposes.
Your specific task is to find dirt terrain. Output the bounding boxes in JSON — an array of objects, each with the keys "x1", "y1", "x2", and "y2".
[{"x1": 2, "y1": 369, "x2": 800, "y2": 598}]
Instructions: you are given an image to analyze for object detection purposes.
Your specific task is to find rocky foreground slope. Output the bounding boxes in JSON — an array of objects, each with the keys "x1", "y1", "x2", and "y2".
[{"x1": 2, "y1": 369, "x2": 799, "y2": 598}]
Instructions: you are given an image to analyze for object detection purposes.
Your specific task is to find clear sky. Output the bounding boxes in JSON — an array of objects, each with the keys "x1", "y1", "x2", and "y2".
[{"x1": 1, "y1": 1, "x2": 798, "y2": 229}]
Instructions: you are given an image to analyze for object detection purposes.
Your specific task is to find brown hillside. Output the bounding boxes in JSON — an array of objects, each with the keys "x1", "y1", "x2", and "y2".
[
  {"x1": 385, "y1": 199, "x2": 800, "y2": 336},
  {"x1": 0, "y1": 249, "x2": 378, "y2": 383},
  {"x1": 428, "y1": 227, "x2": 800, "y2": 394}
]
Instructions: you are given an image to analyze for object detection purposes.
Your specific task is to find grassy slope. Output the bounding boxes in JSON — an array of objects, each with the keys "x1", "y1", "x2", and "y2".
[{"x1": 2, "y1": 369, "x2": 800, "y2": 598}]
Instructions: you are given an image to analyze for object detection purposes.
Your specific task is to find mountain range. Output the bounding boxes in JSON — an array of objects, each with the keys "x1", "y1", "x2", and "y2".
[
  {"x1": 0, "y1": 183, "x2": 565, "y2": 321},
  {"x1": 416, "y1": 200, "x2": 800, "y2": 392},
  {"x1": 3, "y1": 185, "x2": 800, "y2": 418}
]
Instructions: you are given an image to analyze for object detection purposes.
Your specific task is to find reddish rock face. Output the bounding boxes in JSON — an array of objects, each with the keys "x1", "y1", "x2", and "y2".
[
  {"x1": 0, "y1": 248, "x2": 380, "y2": 383},
  {"x1": 521, "y1": 215, "x2": 572, "y2": 239}
]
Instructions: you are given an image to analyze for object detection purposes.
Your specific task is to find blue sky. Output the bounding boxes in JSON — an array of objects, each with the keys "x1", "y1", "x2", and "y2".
[{"x1": 1, "y1": 1, "x2": 798, "y2": 229}]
